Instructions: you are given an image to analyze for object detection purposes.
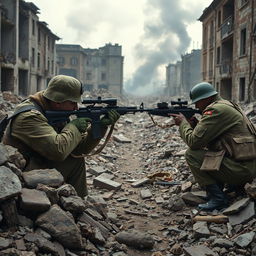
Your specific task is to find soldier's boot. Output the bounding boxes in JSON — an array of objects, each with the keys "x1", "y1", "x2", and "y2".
[
  {"x1": 225, "y1": 184, "x2": 246, "y2": 196},
  {"x1": 198, "y1": 184, "x2": 229, "y2": 211}
]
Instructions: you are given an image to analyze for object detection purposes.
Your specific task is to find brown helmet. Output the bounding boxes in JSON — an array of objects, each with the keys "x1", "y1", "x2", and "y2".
[{"x1": 43, "y1": 75, "x2": 82, "y2": 103}]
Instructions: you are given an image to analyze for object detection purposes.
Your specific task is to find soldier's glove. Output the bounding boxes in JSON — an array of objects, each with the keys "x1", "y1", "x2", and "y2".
[
  {"x1": 101, "y1": 109, "x2": 120, "y2": 126},
  {"x1": 69, "y1": 118, "x2": 92, "y2": 133}
]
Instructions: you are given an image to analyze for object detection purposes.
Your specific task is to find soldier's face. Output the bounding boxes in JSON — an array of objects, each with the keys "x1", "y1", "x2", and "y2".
[
  {"x1": 195, "y1": 99, "x2": 208, "y2": 111},
  {"x1": 195, "y1": 97, "x2": 213, "y2": 111},
  {"x1": 51, "y1": 101, "x2": 78, "y2": 111}
]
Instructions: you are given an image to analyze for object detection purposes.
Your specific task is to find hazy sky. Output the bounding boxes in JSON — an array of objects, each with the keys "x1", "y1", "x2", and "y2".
[{"x1": 31, "y1": 0, "x2": 212, "y2": 94}]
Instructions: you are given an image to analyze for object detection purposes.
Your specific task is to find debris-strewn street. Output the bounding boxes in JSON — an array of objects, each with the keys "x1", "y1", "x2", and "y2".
[{"x1": 1, "y1": 91, "x2": 256, "y2": 256}]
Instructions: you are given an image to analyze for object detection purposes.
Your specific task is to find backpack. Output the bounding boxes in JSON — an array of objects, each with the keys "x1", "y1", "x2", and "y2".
[{"x1": 0, "y1": 105, "x2": 41, "y2": 141}]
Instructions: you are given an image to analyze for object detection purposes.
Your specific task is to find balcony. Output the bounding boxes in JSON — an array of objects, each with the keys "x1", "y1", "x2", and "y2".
[
  {"x1": 221, "y1": 16, "x2": 234, "y2": 40},
  {"x1": 219, "y1": 60, "x2": 232, "y2": 77}
]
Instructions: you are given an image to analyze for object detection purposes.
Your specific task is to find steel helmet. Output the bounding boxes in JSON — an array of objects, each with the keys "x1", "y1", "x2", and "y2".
[
  {"x1": 190, "y1": 82, "x2": 218, "y2": 103},
  {"x1": 43, "y1": 75, "x2": 82, "y2": 103}
]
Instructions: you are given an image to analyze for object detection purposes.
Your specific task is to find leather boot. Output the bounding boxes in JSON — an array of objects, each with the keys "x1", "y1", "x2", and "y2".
[{"x1": 198, "y1": 184, "x2": 229, "y2": 211}]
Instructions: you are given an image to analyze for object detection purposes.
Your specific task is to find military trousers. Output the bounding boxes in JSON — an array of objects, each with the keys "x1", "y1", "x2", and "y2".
[
  {"x1": 25, "y1": 155, "x2": 88, "y2": 198},
  {"x1": 185, "y1": 148, "x2": 256, "y2": 187}
]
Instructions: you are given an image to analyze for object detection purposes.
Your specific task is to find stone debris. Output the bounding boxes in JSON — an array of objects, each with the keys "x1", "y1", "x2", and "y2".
[
  {"x1": 115, "y1": 230, "x2": 155, "y2": 249},
  {"x1": 1, "y1": 92, "x2": 256, "y2": 255}
]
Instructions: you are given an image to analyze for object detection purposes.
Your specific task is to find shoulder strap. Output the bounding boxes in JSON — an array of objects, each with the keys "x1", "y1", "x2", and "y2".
[{"x1": 231, "y1": 102, "x2": 256, "y2": 135}]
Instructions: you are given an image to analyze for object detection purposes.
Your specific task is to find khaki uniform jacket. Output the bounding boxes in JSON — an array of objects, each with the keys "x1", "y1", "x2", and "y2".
[
  {"x1": 3, "y1": 91, "x2": 107, "y2": 196},
  {"x1": 178, "y1": 96, "x2": 256, "y2": 185}
]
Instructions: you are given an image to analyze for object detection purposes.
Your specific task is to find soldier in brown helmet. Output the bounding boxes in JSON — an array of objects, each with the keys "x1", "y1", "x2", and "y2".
[{"x1": 3, "y1": 75, "x2": 120, "y2": 197}]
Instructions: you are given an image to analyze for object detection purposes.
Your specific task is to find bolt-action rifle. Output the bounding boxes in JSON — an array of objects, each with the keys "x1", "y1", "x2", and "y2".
[{"x1": 45, "y1": 97, "x2": 201, "y2": 139}]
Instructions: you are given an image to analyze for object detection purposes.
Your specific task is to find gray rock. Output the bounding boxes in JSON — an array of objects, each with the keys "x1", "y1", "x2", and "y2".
[
  {"x1": 24, "y1": 232, "x2": 58, "y2": 254},
  {"x1": 223, "y1": 197, "x2": 250, "y2": 215},
  {"x1": 112, "y1": 134, "x2": 132, "y2": 143},
  {"x1": 0, "y1": 143, "x2": 8, "y2": 165},
  {"x1": 140, "y1": 189, "x2": 152, "y2": 199},
  {"x1": 93, "y1": 176, "x2": 122, "y2": 191},
  {"x1": 88, "y1": 166, "x2": 106, "y2": 176},
  {"x1": 193, "y1": 221, "x2": 210, "y2": 239},
  {"x1": 0, "y1": 166, "x2": 22, "y2": 201},
  {"x1": 57, "y1": 184, "x2": 77, "y2": 197},
  {"x1": 36, "y1": 204, "x2": 83, "y2": 249},
  {"x1": 0, "y1": 237, "x2": 12, "y2": 250},
  {"x1": 234, "y1": 231, "x2": 255, "y2": 248},
  {"x1": 4, "y1": 144, "x2": 26, "y2": 169},
  {"x1": 23, "y1": 168, "x2": 64, "y2": 188},
  {"x1": 212, "y1": 238, "x2": 234, "y2": 248},
  {"x1": 85, "y1": 208, "x2": 104, "y2": 220},
  {"x1": 183, "y1": 245, "x2": 218, "y2": 256},
  {"x1": 20, "y1": 188, "x2": 51, "y2": 212},
  {"x1": 18, "y1": 215, "x2": 34, "y2": 228},
  {"x1": 181, "y1": 192, "x2": 206, "y2": 206},
  {"x1": 115, "y1": 230, "x2": 155, "y2": 250},
  {"x1": 60, "y1": 195, "x2": 86, "y2": 213},
  {"x1": 229, "y1": 201, "x2": 255, "y2": 226}
]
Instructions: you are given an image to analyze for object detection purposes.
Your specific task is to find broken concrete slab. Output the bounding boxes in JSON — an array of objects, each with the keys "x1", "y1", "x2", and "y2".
[
  {"x1": 228, "y1": 201, "x2": 255, "y2": 226},
  {"x1": 36, "y1": 204, "x2": 83, "y2": 250},
  {"x1": 93, "y1": 176, "x2": 122, "y2": 191},
  {"x1": 0, "y1": 166, "x2": 22, "y2": 201},
  {"x1": 115, "y1": 230, "x2": 155, "y2": 250},
  {"x1": 131, "y1": 177, "x2": 151, "y2": 188},
  {"x1": 140, "y1": 189, "x2": 152, "y2": 199},
  {"x1": 112, "y1": 134, "x2": 132, "y2": 143},
  {"x1": 222, "y1": 197, "x2": 250, "y2": 215},
  {"x1": 183, "y1": 245, "x2": 218, "y2": 256},
  {"x1": 23, "y1": 169, "x2": 64, "y2": 188},
  {"x1": 20, "y1": 188, "x2": 51, "y2": 213}
]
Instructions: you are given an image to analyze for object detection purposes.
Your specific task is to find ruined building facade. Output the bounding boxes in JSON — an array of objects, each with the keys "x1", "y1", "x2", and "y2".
[
  {"x1": 0, "y1": 0, "x2": 59, "y2": 96},
  {"x1": 199, "y1": 0, "x2": 256, "y2": 102},
  {"x1": 166, "y1": 49, "x2": 201, "y2": 97},
  {"x1": 56, "y1": 43, "x2": 124, "y2": 95}
]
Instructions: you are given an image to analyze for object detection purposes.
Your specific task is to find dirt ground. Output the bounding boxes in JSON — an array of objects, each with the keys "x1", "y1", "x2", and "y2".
[{"x1": 88, "y1": 114, "x2": 190, "y2": 255}]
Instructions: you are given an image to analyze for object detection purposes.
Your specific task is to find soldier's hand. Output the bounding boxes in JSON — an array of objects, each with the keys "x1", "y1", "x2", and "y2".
[
  {"x1": 70, "y1": 117, "x2": 92, "y2": 133},
  {"x1": 188, "y1": 116, "x2": 199, "y2": 128},
  {"x1": 101, "y1": 109, "x2": 120, "y2": 126},
  {"x1": 169, "y1": 113, "x2": 185, "y2": 126}
]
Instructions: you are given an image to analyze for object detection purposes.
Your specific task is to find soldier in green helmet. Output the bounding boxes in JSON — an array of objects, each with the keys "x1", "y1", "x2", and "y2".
[
  {"x1": 3, "y1": 75, "x2": 120, "y2": 197},
  {"x1": 171, "y1": 82, "x2": 256, "y2": 211}
]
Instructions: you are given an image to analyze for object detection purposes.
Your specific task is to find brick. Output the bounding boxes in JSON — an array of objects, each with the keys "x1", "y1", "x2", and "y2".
[{"x1": 93, "y1": 176, "x2": 122, "y2": 191}]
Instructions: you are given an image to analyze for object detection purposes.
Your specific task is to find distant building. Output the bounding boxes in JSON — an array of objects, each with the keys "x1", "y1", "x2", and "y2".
[
  {"x1": 181, "y1": 49, "x2": 202, "y2": 94},
  {"x1": 0, "y1": 0, "x2": 60, "y2": 95},
  {"x1": 56, "y1": 43, "x2": 124, "y2": 95},
  {"x1": 165, "y1": 49, "x2": 201, "y2": 97},
  {"x1": 199, "y1": 0, "x2": 256, "y2": 102},
  {"x1": 166, "y1": 62, "x2": 181, "y2": 97}
]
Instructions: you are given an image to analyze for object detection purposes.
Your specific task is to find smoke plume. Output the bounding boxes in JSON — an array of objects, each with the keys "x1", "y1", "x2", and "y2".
[{"x1": 125, "y1": 0, "x2": 202, "y2": 95}]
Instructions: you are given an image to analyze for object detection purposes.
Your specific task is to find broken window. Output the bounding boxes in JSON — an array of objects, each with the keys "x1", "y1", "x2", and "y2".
[
  {"x1": 37, "y1": 52, "x2": 40, "y2": 69},
  {"x1": 240, "y1": 28, "x2": 246, "y2": 56},
  {"x1": 70, "y1": 57, "x2": 78, "y2": 65},
  {"x1": 86, "y1": 72, "x2": 92, "y2": 80},
  {"x1": 239, "y1": 77, "x2": 245, "y2": 101},
  {"x1": 101, "y1": 73, "x2": 106, "y2": 81},
  {"x1": 216, "y1": 47, "x2": 221, "y2": 64}
]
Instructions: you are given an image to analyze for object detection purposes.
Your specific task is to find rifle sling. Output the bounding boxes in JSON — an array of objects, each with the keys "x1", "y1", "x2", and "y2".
[
  {"x1": 71, "y1": 124, "x2": 115, "y2": 158},
  {"x1": 148, "y1": 113, "x2": 175, "y2": 128}
]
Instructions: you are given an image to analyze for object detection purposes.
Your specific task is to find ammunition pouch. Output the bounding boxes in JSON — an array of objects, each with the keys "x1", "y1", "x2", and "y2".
[
  {"x1": 200, "y1": 150, "x2": 225, "y2": 171},
  {"x1": 222, "y1": 136, "x2": 256, "y2": 161}
]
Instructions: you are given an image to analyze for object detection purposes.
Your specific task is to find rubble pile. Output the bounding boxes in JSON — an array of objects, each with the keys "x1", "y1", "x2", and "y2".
[{"x1": 1, "y1": 90, "x2": 256, "y2": 255}]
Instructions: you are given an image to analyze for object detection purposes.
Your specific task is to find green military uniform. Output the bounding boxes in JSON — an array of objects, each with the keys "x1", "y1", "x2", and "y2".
[
  {"x1": 3, "y1": 91, "x2": 106, "y2": 197},
  {"x1": 179, "y1": 96, "x2": 256, "y2": 187}
]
